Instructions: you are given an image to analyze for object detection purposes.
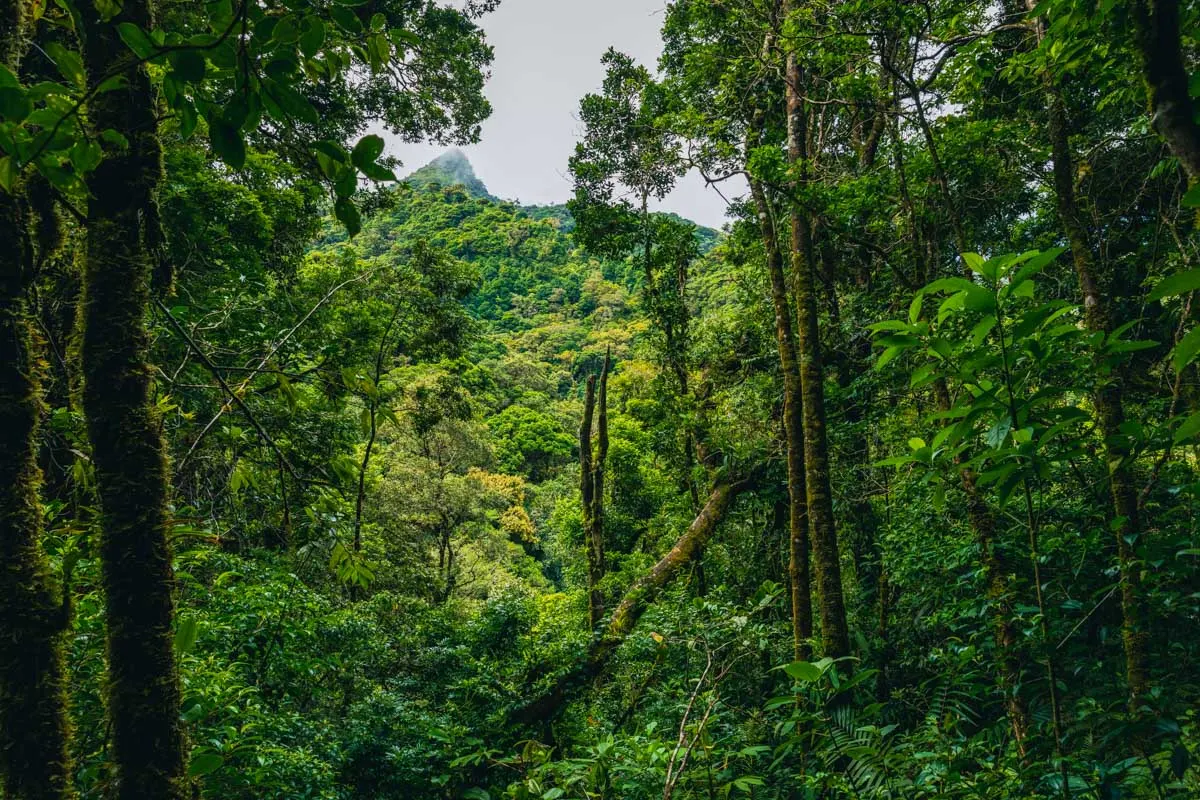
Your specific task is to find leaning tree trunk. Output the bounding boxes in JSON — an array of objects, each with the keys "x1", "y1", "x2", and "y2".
[
  {"x1": 79, "y1": 3, "x2": 189, "y2": 797},
  {"x1": 0, "y1": 5, "x2": 75, "y2": 798},
  {"x1": 514, "y1": 479, "x2": 748, "y2": 725},
  {"x1": 1031, "y1": 7, "x2": 1152, "y2": 709},
  {"x1": 782, "y1": 18, "x2": 850, "y2": 659}
]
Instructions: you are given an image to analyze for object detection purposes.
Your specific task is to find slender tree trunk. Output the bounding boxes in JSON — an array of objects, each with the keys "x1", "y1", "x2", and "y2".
[
  {"x1": 890, "y1": 65, "x2": 1034, "y2": 751},
  {"x1": 591, "y1": 352, "x2": 610, "y2": 618},
  {"x1": 747, "y1": 130, "x2": 812, "y2": 660},
  {"x1": 0, "y1": 12, "x2": 75, "y2": 798},
  {"x1": 1031, "y1": 7, "x2": 1153, "y2": 709},
  {"x1": 580, "y1": 352, "x2": 611, "y2": 629},
  {"x1": 79, "y1": 3, "x2": 188, "y2": 797},
  {"x1": 353, "y1": 400, "x2": 377, "y2": 554},
  {"x1": 1130, "y1": 0, "x2": 1200, "y2": 183},
  {"x1": 782, "y1": 14, "x2": 850, "y2": 658}
]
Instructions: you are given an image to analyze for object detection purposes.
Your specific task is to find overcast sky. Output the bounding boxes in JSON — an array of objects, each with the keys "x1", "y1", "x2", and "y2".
[{"x1": 383, "y1": 0, "x2": 741, "y2": 229}]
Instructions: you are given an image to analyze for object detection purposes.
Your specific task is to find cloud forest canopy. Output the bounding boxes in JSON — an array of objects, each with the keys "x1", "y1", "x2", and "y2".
[{"x1": 1, "y1": 1, "x2": 1200, "y2": 799}]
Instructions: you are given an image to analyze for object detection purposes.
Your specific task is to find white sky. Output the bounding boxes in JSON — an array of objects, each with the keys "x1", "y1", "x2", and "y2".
[{"x1": 383, "y1": 0, "x2": 741, "y2": 229}]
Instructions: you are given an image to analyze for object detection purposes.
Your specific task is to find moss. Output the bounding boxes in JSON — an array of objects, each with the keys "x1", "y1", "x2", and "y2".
[
  {"x1": 0, "y1": 4, "x2": 76, "y2": 797},
  {"x1": 78, "y1": 1, "x2": 188, "y2": 796}
]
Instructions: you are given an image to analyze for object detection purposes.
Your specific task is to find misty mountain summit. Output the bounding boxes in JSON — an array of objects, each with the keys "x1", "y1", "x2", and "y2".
[{"x1": 403, "y1": 148, "x2": 494, "y2": 199}]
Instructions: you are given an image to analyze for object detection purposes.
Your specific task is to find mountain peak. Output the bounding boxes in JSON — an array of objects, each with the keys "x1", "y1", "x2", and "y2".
[{"x1": 404, "y1": 148, "x2": 492, "y2": 199}]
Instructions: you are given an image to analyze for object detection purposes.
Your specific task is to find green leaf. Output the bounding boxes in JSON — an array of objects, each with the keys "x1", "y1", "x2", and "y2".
[
  {"x1": 921, "y1": 277, "x2": 975, "y2": 295},
  {"x1": 0, "y1": 64, "x2": 18, "y2": 88},
  {"x1": 209, "y1": 120, "x2": 245, "y2": 169},
  {"x1": 970, "y1": 314, "x2": 997, "y2": 346},
  {"x1": 330, "y1": 5, "x2": 363, "y2": 33},
  {"x1": 985, "y1": 417, "x2": 1013, "y2": 449},
  {"x1": 169, "y1": 49, "x2": 206, "y2": 83},
  {"x1": 69, "y1": 140, "x2": 102, "y2": 173},
  {"x1": 46, "y1": 43, "x2": 85, "y2": 87},
  {"x1": 99, "y1": 128, "x2": 129, "y2": 150},
  {"x1": 359, "y1": 161, "x2": 397, "y2": 182},
  {"x1": 351, "y1": 134, "x2": 386, "y2": 170},
  {"x1": 908, "y1": 293, "x2": 923, "y2": 324},
  {"x1": 0, "y1": 86, "x2": 32, "y2": 123},
  {"x1": 962, "y1": 252, "x2": 992, "y2": 281},
  {"x1": 1172, "y1": 325, "x2": 1200, "y2": 371},
  {"x1": 335, "y1": 197, "x2": 361, "y2": 236},
  {"x1": 1173, "y1": 411, "x2": 1200, "y2": 444},
  {"x1": 187, "y1": 752, "x2": 223, "y2": 777},
  {"x1": 334, "y1": 164, "x2": 357, "y2": 198},
  {"x1": 300, "y1": 17, "x2": 326, "y2": 58},
  {"x1": 1007, "y1": 247, "x2": 1064, "y2": 292},
  {"x1": 963, "y1": 284, "x2": 996, "y2": 313},
  {"x1": 264, "y1": 81, "x2": 319, "y2": 124},
  {"x1": 174, "y1": 615, "x2": 199, "y2": 654},
  {"x1": 273, "y1": 15, "x2": 300, "y2": 44},
  {"x1": 94, "y1": 0, "x2": 123, "y2": 20},
  {"x1": 1148, "y1": 268, "x2": 1200, "y2": 302},
  {"x1": 782, "y1": 660, "x2": 824, "y2": 682},
  {"x1": 117, "y1": 22, "x2": 157, "y2": 59},
  {"x1": 909, "y1": 362, "x2": 936, "y2": 388},
  {"x1": 0, "y1": 156, "x2": 16, "y2": 192},
  {"x1": 1182, "y1": 184, "x2": 1200, "y2": 207}
]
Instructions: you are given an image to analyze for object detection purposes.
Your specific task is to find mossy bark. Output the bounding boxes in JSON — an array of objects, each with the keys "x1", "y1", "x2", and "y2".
[
  {"x1": 514, "y1": 480, "x2": 746, "y2": 725},
  {"x1": 892, "y1": 46, "x2": 1033, "y2": 748},
  {"x1": 747, "y1": 146, "x2": 812, "y2": 661},
  {"x1": 78, "y1": 2, "x2": 188, "y2": 797},
  {"x1": 1130, "y1": 0, "x2": 1200, "y2": 184},
  {"x1": 0, "y1": 5, "x2": 75, "y2": 797},
  {"x1": 579, "y1": 354, "x2": 611, "y2": 630},
  {"x1": 783, "y1": 26, "x2": 850, "y2": 659},
  {"x1": 1034, "y1": 33, "x2": 1152, "y2": 710}
]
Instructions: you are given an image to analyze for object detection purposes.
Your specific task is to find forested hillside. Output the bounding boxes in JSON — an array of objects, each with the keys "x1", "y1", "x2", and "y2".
[{"x1": 3, "y1": 0, "x2": 1200, "y2": 799}]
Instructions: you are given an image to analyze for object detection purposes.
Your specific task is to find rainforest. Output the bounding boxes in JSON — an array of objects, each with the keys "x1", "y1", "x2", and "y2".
[{"x1": 2, "y1": 0, "x2": 1200, "y2": 798}]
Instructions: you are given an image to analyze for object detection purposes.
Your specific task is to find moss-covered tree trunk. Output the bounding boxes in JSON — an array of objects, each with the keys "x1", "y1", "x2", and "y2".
[
  {"x1": 514, "y1": 479, "x2": 748, "y2": 725},
  {"x1": 1130, "y1": 0, "x2": 1200, "y2": 184},
  {"x1": 1032, "y1": 14, "x2": 1152, "y2": 708},
  {"x1": 782, "y1": 17, "x2": 850, "y2": 659},
  {"x1": 889, "y1": 54, "x2": 1033, "y2": 749},
  {"x1": 79, "y1": 2, "x2": 188, "y2": 796},
  {"x1": 0, "y1": 6, "x2": 75, "y2": 798},
  {"x1": 747, "y1": 146, "x2": 812, "y2": 661},
  {"x1": 579, "y1": 351, "x2": 610, "y2": 629}
]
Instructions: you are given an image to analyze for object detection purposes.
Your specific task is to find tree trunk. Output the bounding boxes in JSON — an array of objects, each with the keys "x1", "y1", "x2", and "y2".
[
  {"x1": 747, "y1": 138, "x2": 812, "y2": 660},
  {"x1": 514, "y1": 480, "x2": 748, "y2": 725},
  {"x1": 782, "y1": 16, "x2": 850, "y2": 659},
  {"x1": 1032, "y1": 8, "x2": 1152, "y2": 709},
  {"x1": 0, "y1": 12, "x2": 75, "y2": 799},
  {"x1": 580, "y1": 351, "x2": 611, "y2": 629},
  {"x1": 890, "y1": 58, "x2": 1034, "y2": 750},
  {"x1": 79, "y1": 3, "x2": 188, "y2": 797},
  {"x1": 1130, "y1": 0, "x2": 1200, "y2": 184}
]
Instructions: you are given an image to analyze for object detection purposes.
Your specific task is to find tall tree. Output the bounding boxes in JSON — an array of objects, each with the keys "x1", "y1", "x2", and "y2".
[
  {"x1": 1027, "y1": 2, "x2": 1152, "y2": 711},
  {"x1": 580, "y1": 350, "x2": 611, "y2": 629},
  {"x1": 781, "y1": 0, "x2": 850, "y2": 658},
  {"x1": 78, "y1": 0, "x2": 190, "y2": 794},
  {"x1": 0, "y1": 6, "x2": 75, "y2": 797},
  {"x1": 1129, "y1": 0, "x2": 1200, "y2": 183}
]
